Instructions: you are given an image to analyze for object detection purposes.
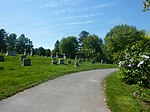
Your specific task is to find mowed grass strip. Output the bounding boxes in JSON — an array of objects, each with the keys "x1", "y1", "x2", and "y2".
[
  {"x1": 0, "y1": 55, "x2": 116, "y2": 100},
  {"x1": 105, "y1": 71, "x2": 150, "y2": 112}
]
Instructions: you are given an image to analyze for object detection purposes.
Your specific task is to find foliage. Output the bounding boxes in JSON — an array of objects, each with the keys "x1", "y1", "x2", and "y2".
[
  {"x1": 143, "y1": 0, "x2": 150, "y2": 12},
  {"x1": 59, "y1": 36, "x2": 78, "y2": 58},
  {"x1": 104, "y1": 24, "x2": 145, "y2": 62},
  {"x1": 53, "y1": 40, "x2": 60, "y2": 55},
  {"x1": 38, "y1": 47, "x2": 46, "y2": 56},
  {"x1": 4, "y1": 33, "x2": 17, "y2": 50},
  {"x1": 79, "y1": 30, "x2": 90, "y2": 43},
  {"x1": 0, "y1": 29, "x2": 7, "y2": 52},
  {"x1": 15, "y1": 34, "x2": 33, "y2": 54},
  {"x1": 119, "y1": 37, "x2": 150, "y2": 88},
  {"x1": 105, "y1": 71, "x2": 150, "y2": 112},
  {"x1": 80, "y1": 34, "x2": 104, "y2": 61}
]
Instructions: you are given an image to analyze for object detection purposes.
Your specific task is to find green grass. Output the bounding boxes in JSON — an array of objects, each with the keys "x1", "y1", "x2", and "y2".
[
  {"x1": 0, "y1": 55, "x2": 116, "y2": 101},
  {"x1": 105, "y1": 71, "x2": 150, "y2": 112}
]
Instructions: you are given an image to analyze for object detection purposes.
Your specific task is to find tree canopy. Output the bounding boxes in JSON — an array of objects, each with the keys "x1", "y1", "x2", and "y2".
[
  {"x1": 104, "y1": 24, "x2": 145, "y2": 62},
  {"x1": 143, "y1": 0, "x2": 150, "y2": 12},
  {"x1": 59, "y1": 36, "x2": 78, "y2": 59}
]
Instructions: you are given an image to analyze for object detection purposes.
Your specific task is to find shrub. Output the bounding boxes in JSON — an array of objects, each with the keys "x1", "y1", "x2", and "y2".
[{"x1": 119, "y1": 37, "x2": 150, "y2": 88}]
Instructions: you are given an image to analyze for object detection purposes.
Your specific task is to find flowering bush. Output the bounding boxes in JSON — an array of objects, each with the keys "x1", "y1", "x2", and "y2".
[{"x1": 119, "y1": 38, "x2": 150, "y2": 88}]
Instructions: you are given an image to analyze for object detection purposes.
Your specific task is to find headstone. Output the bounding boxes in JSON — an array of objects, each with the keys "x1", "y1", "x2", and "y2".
[
  {"x1": 24, "y1": 49, "x2": 27, "y2": 56},
  {"x1": 52, "y1": 60, "x2": 57, "y2": 65},
  {"x1": 101, "y1": 60, "x2": 103, "y2": 64},
  {"x1": 22, "y1": 58, "x2": 31, "y2": 66},
  {"x1": 74, "y1": 62, "x2": 80, "y2": 67},
  {"x1": 78, "y1": 59, "x2": 82, "y2": 63},
  {"x1": 63, "y1": 54, "x2": 66, "y2": 59},
  {"x1": 58, "y1": 58, "x2": 64, "y2": 64},
  {"x1": 0, "y1": 56, "x2": 4, "y2": 61},
  {"x1": 75, "y1": 55, "x2": 77, "y2": 60},
  {"x1": 30, "y1": 48, "x2": 33, "y2": 56},
  {"x1": 67, "y1": 60, "x2": 71, "y2": 64},
  {"x1": 6, "y1": 50, "x2": 16, "y2": 56},
  {"x1": 56, "y1": 52, "x2": 58, "y2": 58},
  {"x1": 92, "y1": 58, "x2": 96, "y2": 64},
  {"x1": 20, "y1": 55, "x2": 26, "y2": 61}
]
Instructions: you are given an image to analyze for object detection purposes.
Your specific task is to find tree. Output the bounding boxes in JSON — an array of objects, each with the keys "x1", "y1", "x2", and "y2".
[
  {"x1": 143, "y1": 0, "x2": 150, "y2": 12},
  {"x1": 104, "y1": 24, "x2": 145, "y2": 62},
  {"x1": 0, "y1": 29, "x2": 7, "y2": 52},
  {"x1": 16, "y1": 34, "x2": 33, "y2": 54},
  {"x1": 53, "y1": 40, "x2": 60, "y2": 54},
  {"x1": 45, "y1": 49, "x2": 51, "y2": 57},
  {"x1": 38, "y1": 47, "x2": 46, "y2": 56},
  {"x1": 59, "y1": 36, "x2": 78, "y2": 58},
  {"x1": 5, "y1": 33, "x2": 17, "y2": 50},
  {"x1": 79, "y1": 31, "x2": 90, "y2": 43},
  {"x1": 81, "y1": 34, "x2": 103, "y2": 61}
]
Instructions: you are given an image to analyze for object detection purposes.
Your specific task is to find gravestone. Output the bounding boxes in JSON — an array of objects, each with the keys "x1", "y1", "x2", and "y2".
[
  {"x1": 52, "y1": 60, "x2": 57, "y2": 65},
  {"x1": 74, "y1": 62, "x2": 80, "y2": 67},
  {"x1": 22, "y1": 58, "x2": 31, "y2": 66},
  {"x1": 20, "y1": 55, "x2": 26, "y2": 61},
  {"x1": 63, "y1": 54, "x2": 66, "y2": 59},
  {"x1": 30, "y1": 48, "x2": 33, "y2": 56},
  {"x1": 56, "y1": 52, "x2": 58, "y2": 58},
  {"x1": 6, "y1": 50, "x2": 16, "y2": 56},
  {"x1": 24, "y1": 49, "x2": 27, "y2": 56},
  {"x1": 101, "y1": 60, "x2": 103, "y2": 64},
  {"x1": 75, "y1": 55, "x2": 78, "y2": 60},
  {"x1": 92, "y1": 58, "x2": 96, "y2": 64},
  {"x1": 67, "y1": 60, "x2": 71, "y2": 64},
  {"x1": 58, "y1": 58, "x2": 64, "y2": 64},
  {"x1": 0, "y1": 56, "x2": 4, "y2": 61},
  {"x1": 78, "y1": 59, "x2": 82, "y2": 63}
]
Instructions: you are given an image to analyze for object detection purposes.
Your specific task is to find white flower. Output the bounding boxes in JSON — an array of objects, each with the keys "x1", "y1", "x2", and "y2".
[
  {"x1": 141, "y1": 55, "x2": 149, "y2": 59},
  {"x1": 119, "y1": 61, "x2": 125, "y2": 67},
  {"x1": 137, "y1": 60, "x2": 144, "y2": 67},
  {"x1": 128, "y1": 64, "x2": 132, "y2": 67}
]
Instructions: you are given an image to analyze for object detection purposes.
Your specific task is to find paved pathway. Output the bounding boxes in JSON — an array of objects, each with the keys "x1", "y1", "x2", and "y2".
[{"x1": 0, "y1": 69, "x2": 117, "y2": 112}]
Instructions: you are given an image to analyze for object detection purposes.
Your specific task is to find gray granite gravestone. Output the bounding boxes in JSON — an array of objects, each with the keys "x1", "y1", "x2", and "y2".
[
  {"x1": 58, "y1": 58, "x2": 64, "y2": 64},
  {"x1": 0, "y1": 56, "x2": 4, "y2": 61},
  {"x1": 74, "y1": 62, "x2": 80, "y2": 67},
  {"x1": 22, "y1": 58, "x2": 31, "y2": 66},
  {"x1": 67, "y1": 60, "x2": 71, "y2": 64}
]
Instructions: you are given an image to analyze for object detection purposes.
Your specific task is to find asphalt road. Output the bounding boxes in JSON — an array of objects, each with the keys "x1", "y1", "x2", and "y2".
[{"x1": 0, "y1": 69, "x2": 117, "y2": 112}]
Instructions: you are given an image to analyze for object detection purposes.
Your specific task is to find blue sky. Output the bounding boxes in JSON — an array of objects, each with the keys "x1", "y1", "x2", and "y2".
[{"x1": 0, "y1": 0, "x2": 150, "y2": 49}]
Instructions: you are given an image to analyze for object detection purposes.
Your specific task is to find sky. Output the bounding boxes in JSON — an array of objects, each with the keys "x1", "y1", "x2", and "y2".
[{"x1": 0, "y1": 0, "x2": 150, "y2": 49}]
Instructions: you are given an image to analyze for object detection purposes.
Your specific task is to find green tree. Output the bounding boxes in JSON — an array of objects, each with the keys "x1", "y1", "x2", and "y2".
[
  {"x1": 79, "y1": 31, "x2": 90, "y2": 43},
  {"x1": 0, "y1": 29, "x2": 7, "y2": 52},
  {"x1": 104, "y1": 24, "x2": 145, "y2": 62},
  {"x1": 143, "y1": 0, "x2": 150, "y2": 12},
  {"x1": 81, "y1": 34, "x2": 103, "y2": 60},
  {"x1": 53, "y1": 40, "x2": 60, "y2": 54},
  {"x1": 5, "y1": 33, "x2": 17, "y2": 50},
  {"x1": 59, "y1": 36, "x2": 78, "y2": 58},
  {"x1": 45, "y1": 49, "x2": 51, "y2": 57},
  {"x1": 38, "y1": 47, "x2": 46, "y2": 56},
  {"x1": 16, "y1": 34, "x2": 33, "y2": 54}
]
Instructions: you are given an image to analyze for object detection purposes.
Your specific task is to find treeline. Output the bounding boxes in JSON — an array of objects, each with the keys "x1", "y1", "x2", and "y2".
[
  {"x1": 0, "y1": 24, "x2": 149, "y2": 64},
  {"x1": 0, "y1": 29, "x2": 33, "y2": 54}
]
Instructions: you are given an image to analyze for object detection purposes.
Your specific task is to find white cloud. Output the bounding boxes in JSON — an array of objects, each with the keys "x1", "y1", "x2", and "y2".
[
  {"x1": 54, "y1": 8, "x2": 74, "y2": 14},
  {"x1": 64, "y1": 12, "x2": 104, "y2": 19},
  {"x1": 80, "y1": 3, "x2": 114, "y2": 11},
  {"x1": 67, "y1": 20, "x2": 94, "y2": 25}
]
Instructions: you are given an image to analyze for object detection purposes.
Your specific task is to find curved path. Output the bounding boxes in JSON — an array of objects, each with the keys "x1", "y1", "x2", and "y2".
[{"x1": 0, "y1": 69, "x2": 117, "y2": 112}]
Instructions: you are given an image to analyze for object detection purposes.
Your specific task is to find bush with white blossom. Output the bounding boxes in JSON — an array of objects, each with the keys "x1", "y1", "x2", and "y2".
[{"x1": 119, "y1": 38, "x2": 150, "y2": 88}]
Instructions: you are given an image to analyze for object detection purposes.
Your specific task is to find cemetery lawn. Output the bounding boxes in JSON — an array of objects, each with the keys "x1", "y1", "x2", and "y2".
[
  {"x1": 0, "y1": 55, "x2": 117, "y2": 101},
  {"x1": 105, "y1": 71, "x2": 150, "y2": 112}
]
